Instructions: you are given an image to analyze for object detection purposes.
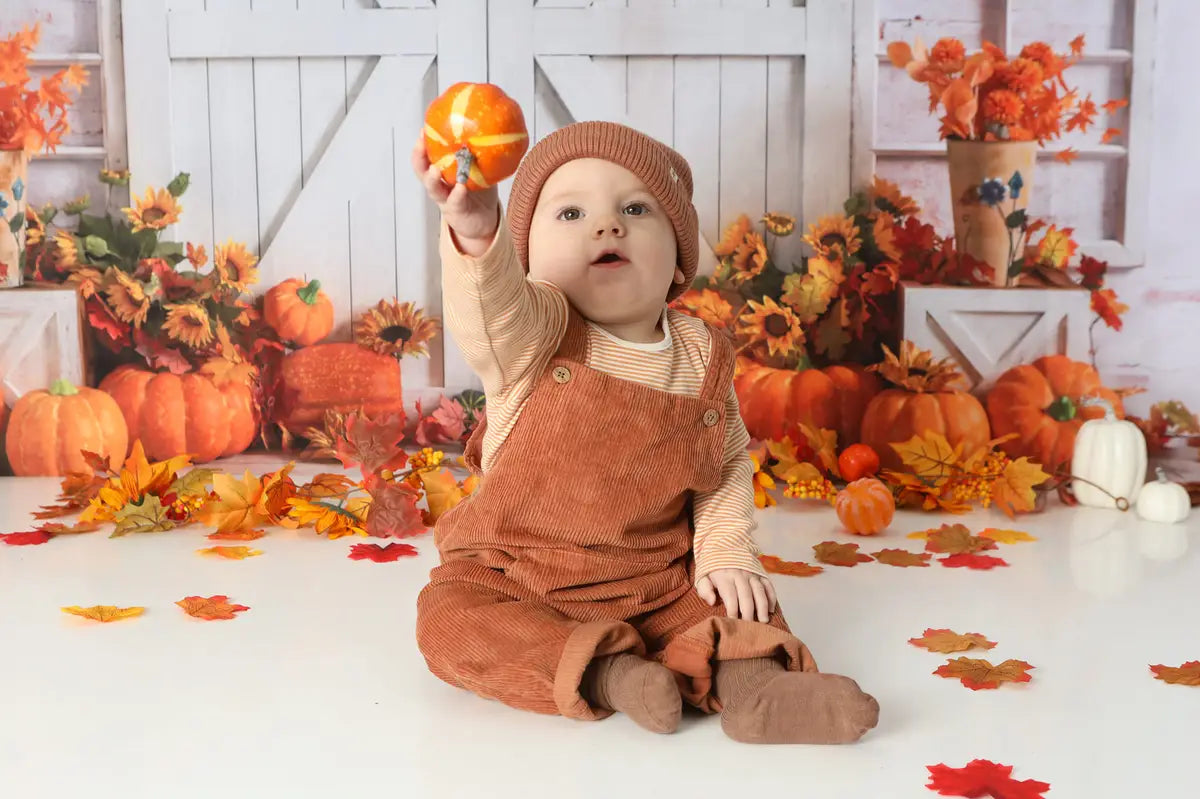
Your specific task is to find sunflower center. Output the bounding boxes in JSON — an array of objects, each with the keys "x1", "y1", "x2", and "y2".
[
  {"x1": 765, "y1": 313, "x2": 791, "y2": 338},
  {"x1": 181, "y1": 313, "x2": 205, "y2": 329},
  {"x1": 820, "y1": 233, "x2": 847, "y2": 248},
  {"x1": 143, "y1": 208, "x2": 166, "y2": 223},
  {"x1": 381, "y1": 324, "x2": 412, "y2": 343}
]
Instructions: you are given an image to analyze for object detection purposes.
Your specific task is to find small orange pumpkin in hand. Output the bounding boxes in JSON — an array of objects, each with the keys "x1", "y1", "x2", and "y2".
[
  {"x1": 424, "y1": 82, "x2": 529, "y2": 190},
  {"x1": 835, "y1": 477, "x2": 895, "y2": 535},
  {"x1": 265, "y1": 278, "x2": 334, "y2": 346}
]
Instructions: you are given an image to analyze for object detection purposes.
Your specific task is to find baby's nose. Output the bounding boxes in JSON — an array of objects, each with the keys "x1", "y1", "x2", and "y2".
[{"x1": 594, "y1": 218, "x2": 624, "y2": 236}]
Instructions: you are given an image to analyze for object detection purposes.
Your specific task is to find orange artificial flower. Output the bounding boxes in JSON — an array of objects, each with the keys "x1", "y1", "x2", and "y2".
[
  {"x1": 213, "y1": 240, "x2": 259, "y2": 292},
  {"x1": 804, "y1": 215, "x2": 861, "y2": 261},
  {"x1": 672, "y1": 288, "x2": 734, "y2": 329},
  {"x1": 714, "y1": 214, "x2": 752, "y2": 257},
  {"x1": 873, "y1": 214, "x2": 902, "y2": 262},
  {"x1": 982, "y1": 90, "x2": 1024, "y2": 127},
  {"x1": 929, "y1": 38, "x2": 966, "y2": 73},
  {"x1": 939, "y1": 78, "x2": 977, "y2": 139},
  {"x1": 869, "y1": 177, "x2": 920, "y2": 217}
]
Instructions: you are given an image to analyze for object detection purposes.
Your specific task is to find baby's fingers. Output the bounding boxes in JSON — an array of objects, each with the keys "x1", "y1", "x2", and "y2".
[
  {"x1": 410, "y1": 135, "x2": 430, "y2": 177},
  {"x1": 423, "y1": 162, "x2": 452, "y2": 205},
  {"x1": 696, "y1": 576, "x2": 717, "y2": 606},
  {"x1": 751, "y1": 578, "x2": 770, "y2": 623},
  {"x1": 764, "y1": 578, "x2": 778, "y2": 613}
]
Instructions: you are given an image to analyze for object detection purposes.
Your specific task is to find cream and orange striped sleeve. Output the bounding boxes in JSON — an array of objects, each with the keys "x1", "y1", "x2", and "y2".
[
  {"x1": 691, "y1": 383, "x2": 769, "y2": 583},
  {"x1": 439, "y1": 211, "x2": 568, "y2": 400}
]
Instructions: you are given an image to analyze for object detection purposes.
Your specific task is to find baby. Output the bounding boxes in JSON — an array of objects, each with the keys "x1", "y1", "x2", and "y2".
[{"x1": 411, "y1": 120, "x2": 879, "y2": 744}]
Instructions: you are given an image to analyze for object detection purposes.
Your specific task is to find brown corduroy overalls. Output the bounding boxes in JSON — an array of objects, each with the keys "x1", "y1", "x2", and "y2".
[{"x1": 415, "y1": 308, "x2": 818, "y2": 720}]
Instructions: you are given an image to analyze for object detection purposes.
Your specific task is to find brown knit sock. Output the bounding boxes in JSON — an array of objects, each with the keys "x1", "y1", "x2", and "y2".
[
  {"x1": 715, "y1": 657, "x2": 879, "y2": 744},
  {"x1": 581, "y1": 653, "x2": 682, "y2": 734}
]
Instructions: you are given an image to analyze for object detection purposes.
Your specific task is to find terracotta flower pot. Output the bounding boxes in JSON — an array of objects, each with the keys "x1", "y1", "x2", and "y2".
[
  {"x1": 947, "y1": 139, "x2": 1038, "y2": 287},
  {"x1": 0, "y1": 149, "x2": 30, "y2": 288}
]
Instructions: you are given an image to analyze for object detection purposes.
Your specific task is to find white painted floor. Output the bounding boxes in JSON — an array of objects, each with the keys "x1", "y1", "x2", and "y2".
[{"x1": 2, "y1": 451, "x2": 1198, "y2": 799}]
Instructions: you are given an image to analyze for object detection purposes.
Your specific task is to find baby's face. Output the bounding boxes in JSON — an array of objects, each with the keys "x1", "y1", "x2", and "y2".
[{"x1": 527, "y1": 158, "x2": 683, "y2": 328}]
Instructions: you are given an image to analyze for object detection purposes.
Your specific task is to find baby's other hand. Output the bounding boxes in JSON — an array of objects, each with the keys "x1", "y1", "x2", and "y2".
[
  {"x1": 411, "y1": 135, "x2": 500, "y2": 249},
  {"x1": 696, "y1": 568, "x2": 778, "y2": 623}
]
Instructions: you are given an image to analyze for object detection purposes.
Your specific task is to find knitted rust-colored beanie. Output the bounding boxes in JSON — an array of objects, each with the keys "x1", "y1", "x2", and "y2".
[{"x1": 506, "y1": 121, "x2": 699, "y2": 303}]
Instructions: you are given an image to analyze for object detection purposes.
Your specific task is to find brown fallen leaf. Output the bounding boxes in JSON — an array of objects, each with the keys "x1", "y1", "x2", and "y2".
[
  {"x1": 919, "y1": 524, "x2": 998, "y2": 555},
  {"x1": 197, "y1": 545, "x2": 262, "y2": 560},
  {"x1": 1149, "y1": 661, "x2": 1200, "y2": 686},
  {"x1": 176, "y1": 595, "x2": 250, "y2": 620},
  {"x1": 909, "y1": 628, "x2": 997, "y2": 654},
  {"x1": 207, "y1": 529, "x2": 266, "y2": 541},
  {"x1": 61, "y1": 605, "x2": 145, "y2": 623},
  {"x1": 36, "y1": 520, "x2": 103, "y2": 535},
  {"x1": 934, "y1": 657, "x2": 1034, "y2": 690},
  {"x1": 759, "y1": 554, "x2": 824, "y2": 577},
  {"x1": 872, "y1": 549, "x2": 931, "y2": 567},
  {"x1": 813, "y1": 541, "x2": 874, "y2": 567}
]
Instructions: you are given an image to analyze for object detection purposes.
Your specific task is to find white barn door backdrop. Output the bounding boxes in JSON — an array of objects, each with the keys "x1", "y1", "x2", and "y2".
[{"x1": 121, "y1": 0, "x2": 853, "y2": 399}]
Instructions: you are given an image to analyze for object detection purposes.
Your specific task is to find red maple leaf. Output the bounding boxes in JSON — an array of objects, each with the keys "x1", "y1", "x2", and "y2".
[
  {"x1": 364, "y1": 478, "x2": 427, "y2": 538},
  {"x1": 334, "y1": 412, "x2": 409, "y2": 477},
  {"x1": 1, "y1": 530, "x2": 53, "y2": 546},
  {"x1": 348, "y1": 543, "x2": 418, "y2": 562},
  {"x1": 414, "y1": 396, "x2": 467, "y2": 447},
  {"x1": 940, "y1": 553, "x2": 1009, "y2": 570},
  {"x1": 85, "y1": 296, "x2": 131, "y2": 350},
  {"x1": 926, "y1": 759, "x2": 1050, "y2": 798},
  {"x1": 1077, "y1": 254, "x2": 1108, "y2": 290},
  {"x1": 1090, "y1": 288, "x2": 1128, "y2": 331}
]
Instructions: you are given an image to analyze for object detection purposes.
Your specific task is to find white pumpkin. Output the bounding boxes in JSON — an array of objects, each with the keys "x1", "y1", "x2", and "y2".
[
  {"x1": 1135, "y1": 467, "x2": 1191, "y2": 524},
  {"x1": 1071, "y1": 398, "x2": 1147, "y2": 510}
]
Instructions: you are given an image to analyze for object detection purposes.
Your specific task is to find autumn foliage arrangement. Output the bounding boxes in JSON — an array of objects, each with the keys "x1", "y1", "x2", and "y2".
[{"x1": 1, "y1": 25, "x2": 88, "y2": 152}]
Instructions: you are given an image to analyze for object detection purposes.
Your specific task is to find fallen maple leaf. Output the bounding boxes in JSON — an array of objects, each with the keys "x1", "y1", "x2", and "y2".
[
  {"x1": 1149, "y1": 661, "x2": 1200, "y2": 686},
  {"x1": 207, "y1": 529, "x2": 266, "y2": 541},
  {"x1": 940, "y1": 553, "x2": 1009, "y2": 570},
  {"x1": 920, "y1": 524, "x2": 998, "y2": 555},
  {"x1": 872, "y1": 549, "x2": 931, "y2": 567},
  {"x1": 364, "y1": 478, "x2": 427, "y2": 538},
  {"x1": 334, "y1": 412, "x2": 409, "y2": 477},
  {"x1": 1, "y1": 530, "x2": 53, "y2": 545},
  {"x1": 61, "y1": 605, "x2": 145, "y2": 623},
  {"x1": 300, "y1": 473, "x2": 358, "y2": 499},
  {"x1": 797, "y1": 423, "x2": 839, "y2": 476},
  {"x1": 286, "y1": 497, "x2": 368, "y2": 539},
  {"x1": 34, "y1": 471, "x2": 108, "y2": 518},
  {"x1": 36, "y1": 520, "x2": 102, "y2": 535},
  {"x1": 813, "y1": 541, "x2": 874, "y2": 567},
  {"x1": 990, "y1": 457, "x2": 1049, "y2": 517},
  {"x1": 934, "y1": 657, "x2": 1033, "y2": 690},
  {"x1": 759, "y1": 554, "x2": 825, "y2": 577},
  {"x1": 176, "y1": 595, "x2": 250, "y2": 620},
  {"x1": 197, "y1": 545, "x2": 263, "y2": 560},
  {"x1": 420, "y1": 468, "x2": 473, "y2": 524},
  {"x1": 111, "y1": 495, "x2": 175, "y2": 537},
  {"x1": 909, "y1": 628, "x2": 996, "y2": 654},
  {"x1": 926, "y1": 759, "x2": 1050, "y2": 798},
  {"x1": 197, "y1": 471, "x2": 269, "y2": 534},
  {"x1": 978, "y1": 528, "x2": 1037, "y2": 544},
  {"x1": 348, "y1": 542, "x2": 419, "y2": 562}
]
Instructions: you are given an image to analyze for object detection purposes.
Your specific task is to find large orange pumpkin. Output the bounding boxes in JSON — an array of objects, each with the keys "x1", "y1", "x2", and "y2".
[
  {"x1": 264, "y1": 278, "x2": 334, "y2": 346},
  {"x1": 276, "y1": 343, "x2": 405, "y2": 435},
  {"x1": 424, "y1": 82, "x2": 529, "y2": 191},
  {"x1": 859, "y1": 342, "x2": 990, "y2": 473},
  {"x1": 986, "y1": 355, "x2": 1124, "y2": 471},
  {"x1": 734, "y1": 357, "x2": 881, "y2": 445},
  {"x1": 5, "y1": 379, "x2": 128, "y2": 476},
  {"x1": 99, "y1": 367, "x2": 258, "y2": 463}
]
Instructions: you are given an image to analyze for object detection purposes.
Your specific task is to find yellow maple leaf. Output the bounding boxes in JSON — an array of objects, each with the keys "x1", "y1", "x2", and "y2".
[
  {"x1": 797, "y1": 423, "x2": 839, "y2": 476},
  {"x1": 286, "y1": 497, "x2": 367, "y2": 538},
  {"x1": 765, "y1": 437, "x2": 824, "y2": 483},
  {"x1": 780, "y1": 272, "x2": 836, "y2": 323},
  {"x1": 197, "y1": 545, "x2": 263, "y2": 560},
  {"x1": 121, "y1": 440, "x2": 192, "y2": 500},
  {"x1": 111, "y1": 495, "x2": 175, "y2": 537},
  {"x1": 1036, "y1": 224, "x2": 1078, "y2": 268},
  {"x1": 420, "y1": 468, "x2": 470, "y2": 524},
  {"x1": 989, "y1": 457, "x2": 1050, "y2": 518},
  {"x1": 61, "y1": 605, "x2": 145, "y2": 623},
  {"x1": 197, "y1": 471, "x2": 269, "y2": 534},
  {"x1": 890, "y1": 432, "x2": 961, "y2": 486},
  {"x1": 978, "y1": 528, "x2": 1038, "y2": 544}
]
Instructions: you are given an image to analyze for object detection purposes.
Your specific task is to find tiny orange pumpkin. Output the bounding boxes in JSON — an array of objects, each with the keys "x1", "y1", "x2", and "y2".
[
  {"x1": 835, "y1": 477, "x2": 895, "y2": 535},
  {"x1": 424, "y1": 82, "x2": 529, "y2": 191},
  {"x1": 264, "y1": 278, "x2": 334, "y2": 346},
  {"x1": 838, "y1": 443, "x2": 880, "y2": 482}
]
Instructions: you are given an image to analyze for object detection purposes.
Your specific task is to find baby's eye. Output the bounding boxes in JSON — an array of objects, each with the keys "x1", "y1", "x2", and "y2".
[
  {"x1": 557, "y1": 207, "x2": 582, "y2": 221},
  {"x1": 624, "y1": 202, "x2": 649, "y2": 216}
]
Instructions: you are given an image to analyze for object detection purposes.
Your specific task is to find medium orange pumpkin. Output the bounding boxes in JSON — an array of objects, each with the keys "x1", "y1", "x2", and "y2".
[
  {"x1": 424, "y1": 82, "x2": 529, "y2": 191},
  {"x1": 264, "y1": 278, "x2": 334, "y2": 346},
  {"x1": 277, "y1": 342, "x2": 405, "y2": 435},
  {"x1": 835, "y1": 477, "x2": 895, "y2": 535},
  {"x1": 734, "y1": 357, "x2": 881, "y2": 445},
  {"x1": 99, "y1": 366, "x2": 258, "y2": 463},
  {"x1": 859, "y1": 342, "x2": 990, "y2": 473},
  {"x1": 5, "y1": 379, "x2": 128, "y2": 476},
  {"x1": 986, "y1": 355, "x2": 1124, "y2": 471}
]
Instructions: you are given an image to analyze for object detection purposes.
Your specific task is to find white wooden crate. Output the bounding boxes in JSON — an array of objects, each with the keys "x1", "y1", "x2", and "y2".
[
  {"x1": 0, "y1": 286, "x2": 89, "y2": 406},
  {"x1": 898, "y1": 281, "x2": 1092, "y2": 394}
]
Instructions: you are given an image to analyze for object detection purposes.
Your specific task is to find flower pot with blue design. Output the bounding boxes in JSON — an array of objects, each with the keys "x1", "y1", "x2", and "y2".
[
  {"x1": 0, "y1": 149, "x2": 29, "y2": 288},
  {"x1": 947, "y1": 139, "x2": 1038, "y2": 287}
]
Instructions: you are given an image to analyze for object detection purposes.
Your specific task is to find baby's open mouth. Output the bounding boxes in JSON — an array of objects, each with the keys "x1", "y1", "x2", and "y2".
[{"x1": 592, "y1": 250, "x2": 629, "y2": 267}]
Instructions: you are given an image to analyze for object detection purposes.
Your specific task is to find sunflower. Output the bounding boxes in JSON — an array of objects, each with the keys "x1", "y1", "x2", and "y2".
[
  {"x1": 729, "y1": 232, "x2": 769, "y2": 285},
  {"x1": 123, "y1": 187, "x2": 181, "y2": 232},
  {"x1": 67, "y1": 266, "x2": 105, "y2": 299},
  {"x1": 982, "y1": 90, "x2": 1024, "y2": 127},
  {"x1": 99, "y1": 168, "x2": 130, "y2": 186},
  {"x1": 737, "y1": 296, "x2": 805, "y2": 359},
  {"x1": 761, "y1": 212, "x2": 796, "y2": 236},
  {"x1": 750, "y1": 454, "x2": 777, "y2": 509},
  {"x1": 24, "y1": 207, "x2": 44, "y2": 247},
  {"x1": 105, "y1": 270, "x2": 152, "y2": 327},
  {"x1": 714, "y1": 214, "x2": 752, "y2": 257},
  {"x1": 53, "y1": 230, "x2": 79, "y2": 267},
  {"x1": 213, "y1": 240, "x2": 259, "y2": 293},
  {"x1": 872, "y1": 213, "x2": 902, "y2": 262},
  {"x1": 671, "y1": 288, "x2": 735, "y2": 329},
  {"x1": 355, "y1": 299, "x2": 440, "y2": 358},
  {"x1": 869, "y1": 177, "x2": 920, "y2": 217},
  {"x1": 162, "y1": 302, "x2": 214, "y2": 349},
  {"x1": 803, "y1": 214, "x2": 861, "y2": 261}
]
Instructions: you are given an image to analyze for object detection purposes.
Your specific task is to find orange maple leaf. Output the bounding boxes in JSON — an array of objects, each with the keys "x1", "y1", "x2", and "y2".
[
  {"x1": 1090, "y1": 288, "x2": 1129, "y2": 331},
  {"x1": 978, "y1": 528, "x2": 1037, "y2": 544},
  {"x1": 934, "y1": 657, "x2": 1034, "y2": 690},
  {"x1": 1069, "y1": 34, "x2": 1086, "y2": 57},
  {"x1": 299, "y1": 473, "x2": 357, "y2": 499},
  {"x1": 1101, "y1": 98, "x2": 1129, "y2": 114},
  {"x1": 197, "y1": 470, "x2": 270, "y2": 534},
  {"x1": 990, "y1": 457, "x2": 1050, "y2": 517},
  {"x1": 197, "y1": 545, "x2": 262, "y2": 560},
  {"x1": 176, "y1": 595, "x2": 250, "y2": 620},
  {"x1": 759, "y1": 554, "x2": 824, "y2": 577},
  {"x1": 419, "y1": 468, "x2": 475, "y2": 525},
  {"x1": 872, "y1": 549, "x2": 931, "y2": 568},
  {"x1": 918, "y1": 524, "x2": 998, "y2": 555},
  {"x1": 36, "y1": 520, "x2": 102, "y2": 535},
  {"x1": 61, "y1": 605, "x2": 145, "y2": 623},
  {"x1": 1055, "y1": 148, "x2": 1079, "y2": 164},
  {"x1": 1149, "y1": 661, "x2": 1200, "y2": 686},
  {"x1": 813, "y1": 541, "x2": 873, "y2": 567},
  {"x1": 207, "y1": 528, "x2": 266, "y2": 541},
  {"x1": 796, "y1": 423, "x2": 839, "y2": 476},
  {"x1": 909, "y1": 629, "x2": 997, "y2": 654},
  {"x1": 1099, "y1": 127, "x2": 1121, "y2": 144}
]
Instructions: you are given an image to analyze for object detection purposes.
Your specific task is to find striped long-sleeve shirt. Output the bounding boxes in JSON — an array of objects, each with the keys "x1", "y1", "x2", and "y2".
[{"x1": 441, "y1": 214, "x2": 766, "y2": 583}]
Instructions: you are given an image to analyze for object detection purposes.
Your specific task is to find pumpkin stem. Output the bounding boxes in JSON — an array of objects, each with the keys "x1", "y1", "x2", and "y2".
[
  {"x1": 297, "y1": 279, "x2": 323, "y2": 305},
  {"x1": 1155, "y1": 466, "x2": 1168, "y2": 482},
  {"x1": 49, "y1": 378, "x2": 79, "y2": 396},
  {"x1": 1047, "y1": 395, "x2": 1076, "y2": 422}
]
